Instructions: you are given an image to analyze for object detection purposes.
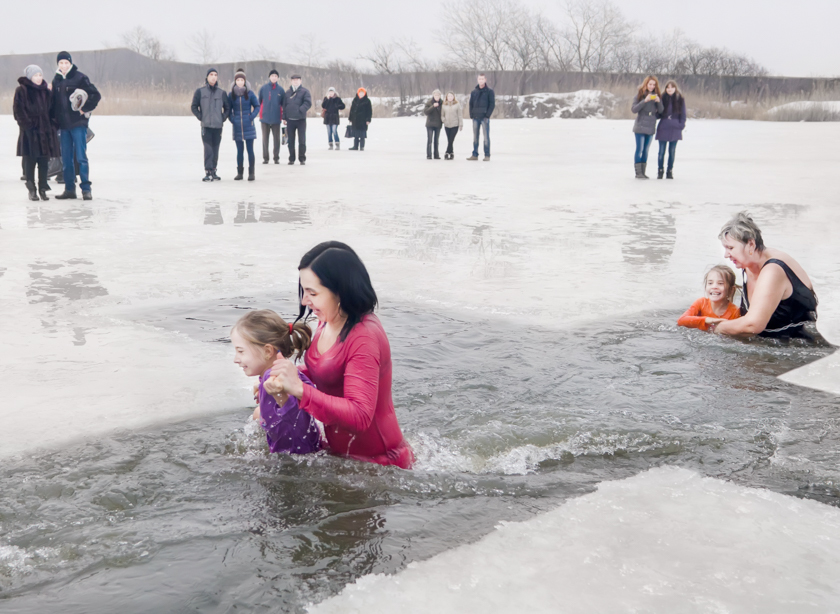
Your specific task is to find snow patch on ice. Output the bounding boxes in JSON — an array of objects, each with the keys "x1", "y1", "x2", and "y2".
[{"x1": 307, "y1": 467, "x2": 840, "y2": 613}]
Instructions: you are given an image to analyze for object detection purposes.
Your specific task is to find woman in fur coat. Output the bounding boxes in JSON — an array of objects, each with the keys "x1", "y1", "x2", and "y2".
[{"x1": 14, "y1": 65, "x2": 60, "y2": 200}]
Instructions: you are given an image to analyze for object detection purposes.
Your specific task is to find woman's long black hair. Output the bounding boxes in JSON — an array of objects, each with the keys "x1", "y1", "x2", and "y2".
[{"x1": 296, "y1": 241, "x2": 378, "y2": 342}]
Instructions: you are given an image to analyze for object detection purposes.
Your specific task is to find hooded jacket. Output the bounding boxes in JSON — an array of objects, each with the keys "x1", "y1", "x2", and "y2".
[
  {"x1": 14, "y1": 77, "x2": 61, "y2": 158},
  {"x1": 229, "y1": 87, "x2": 260, "y2": 141},
  {"x1": 258, "y1": 81, "x2": 285, "y2": 124},
  {"x1": 51, "y1": 65, "x2": 101, "y2": 130},
  {"x1": 191, "y1": 78, "x2": 230, "y2": 129},
  {"x1": 283, "y1": 85, "x2": 312, "y2": 121}
]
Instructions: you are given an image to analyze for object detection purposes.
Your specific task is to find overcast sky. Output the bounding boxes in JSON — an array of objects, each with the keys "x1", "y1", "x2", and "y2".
[{"x1": 2, "y1": 0, "x2": 838, "y2": 77}]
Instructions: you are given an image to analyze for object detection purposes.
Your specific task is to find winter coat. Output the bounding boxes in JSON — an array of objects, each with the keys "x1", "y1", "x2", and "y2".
[
  {"x1": 349, "y1": 95, "x2": 372, "y2": 131},
  {"x1": 441, "y1": 100, "x2": 463, "y2": 129},
  {"x1": 284, "y1": 85, "x2": 312, "y2": 121},
  {"x1": 51, "y1": 65, "x2": 101, "y2": 131},
  {"x1": 631, "y1": 95, "x2": 664, "y2": 135},
  {"x1": 191, "y1": 81, "x2": 230, "y2": 129},
  {"x1": 424, "y1": 98, "x2": 443, "y2": 128},
  {"x1": 258, "y1": 82, "x2": 285, "y2": 124},
  {"x1": 655, "y1": 95, "x2": 686, "y2": 141},
  {"x1": 469, "y1": 84, "x2": 495, "y2": 120},
  {"x1": 322, "y1": 95, "x2": 346, "y2": 125},
  {"x1": 13, "y1": 77, "x2": 61, "y2": 158},
  {"x1": 229, "y1": 89, "x2": 260, "y2": 141}
]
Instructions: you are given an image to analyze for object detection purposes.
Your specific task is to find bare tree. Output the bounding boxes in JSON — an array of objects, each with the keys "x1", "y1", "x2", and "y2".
[
  {"x1": 562, "y1": 0, "x2": 636, "y2": 72},
  {"x1": 120, "y1": 26, "x2": 176, "y2": 61},
  {"x1": 532, "y1": 13, "x2": 572, "y2": 71},
  {"x1": 293, "y1": 33, "x2": 327, "y2": 67},
  {"x1": 394, "y1": 38, "x2": 436, "y2": 72},
  {"x1": 186, "y1": 29, "x2": 225, "y2": 64},
  {"x1": 359, "y1": 40, "x2": 401, "y2": 74}
]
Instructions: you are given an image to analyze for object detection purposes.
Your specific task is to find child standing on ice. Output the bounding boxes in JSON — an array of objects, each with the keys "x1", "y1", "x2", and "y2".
[
  {"x1": 677, "y1": 265, "x2": 741, "y2": 332},
  {"x1": 231, "y1": 310, "x2": 321, "y2": 454}
]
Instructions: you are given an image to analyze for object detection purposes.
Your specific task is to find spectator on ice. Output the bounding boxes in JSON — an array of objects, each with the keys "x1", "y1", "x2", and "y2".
[
  {"x1": 441, "y1": 91, "x2": 463, "y2": 160},
  {"x1": 348, "y1": 88, "x2": 372, "y2": 151},
  {"x1": 283, "y1": 74, "x2": 312, "y2": 165},
  {"x1": 258, "y1": 69, "x2": 285, "y2": 164},
  {"x1": 191, "y1": 67, "x2": 230, "y2": 182},
  {"x1": 14, "y1": 65, "x2": 60, "y2": 201},
  {"x1": 322, "y1": 87, "x2": 346, "y2": 150},
  {"x1": 229, "y1": 69, "x2": 260, "y2": 181},
  {"x1": 468, "y1": 73, "x2": 494, "y2": 161}
]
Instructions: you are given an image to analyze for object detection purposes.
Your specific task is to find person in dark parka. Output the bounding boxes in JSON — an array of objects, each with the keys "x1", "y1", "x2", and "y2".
[
  {"x1": 468, "y1": 73, "x2": 494, "y2": 161},
  {"x1": 322, "y1": 87, "x2": 346, "y2": 150},
  {"x1": 258, "y1": 69, "x2": 285, "y2": 164},
  {"x1": 655, "y1": 80, "x2": 687, "y2": 179},
  {"x1": 229, "y1": 69, "x2": 260, "y2": 181},
  {"x1": 191, "y1": 67, "x2": 231, "y2": 181},
  {"x1": 424, "y1": 89, "x2": 443, "y2": 160},
  {"x1": 348, "y1": 88, "x2": 372, "y2": 151},
  {"x1": 51, "y1": 51, "x2": 100, "y2": 200},
  {"x1": 631, "y1": 75, "x2": 664, "y2": 179},
  {"x1": 14, "y1": 65, "x2": 61, "y2": 201},
  {"x1": 283, "y1": 74, "x2": 312, "y2": 165}
]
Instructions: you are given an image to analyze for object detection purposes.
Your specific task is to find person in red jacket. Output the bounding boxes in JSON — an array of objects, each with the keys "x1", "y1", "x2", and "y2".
[
  {"x1": 677, "y1": 265, "x2": 741, "y2": 332},
  {"x1": 267, "y1": 242, "x2": 414, "y2": 469}
]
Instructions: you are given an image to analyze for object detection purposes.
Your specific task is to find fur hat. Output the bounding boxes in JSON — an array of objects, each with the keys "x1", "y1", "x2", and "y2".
[
  {"x1": 234, "y1": 68, "x2": 246, "y2": 82},
  {"x1": 24, "y1": 65, "x2": 43, "y2": 81},
  {"x1": 269, "y1": 69, "x2": 279, "y2": 77},
  {"x1": 56, "y1": 51, "x2": 72, "y2": 64}
]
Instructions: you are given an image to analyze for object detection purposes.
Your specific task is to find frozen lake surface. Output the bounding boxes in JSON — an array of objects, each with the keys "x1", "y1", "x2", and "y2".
[{"x1": 1, "y1": 117, "x2": 839, "y2": 612}]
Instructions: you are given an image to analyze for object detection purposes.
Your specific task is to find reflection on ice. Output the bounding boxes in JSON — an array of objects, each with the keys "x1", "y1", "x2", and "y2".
[
  {"x1": 203, "y1": 202, "x2": 224, "y2": 225},
  {"x1": 27, "y1": 260, "x2": 108, "y2": 303},
  {"x1": 622, "y1": 207, "x2": 677, "y2": 265},
  {"x1": 27, "y1": 203, "x2": 94, "y2": 229}
]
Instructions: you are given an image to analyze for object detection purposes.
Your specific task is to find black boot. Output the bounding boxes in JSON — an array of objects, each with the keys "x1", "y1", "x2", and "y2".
[
  {"x1": 657, "y1": 168, "x2": 664, "y2": 179},
  {"x1": 234, "y1": 167, "x2": 244, "y2": 180},
  {"x1": 55, "y1": 190, "x2": 77, "y2": 199},
  {"x1": 26, "y1": 181, "x2": 39, "y2": 201},
  {"x1": 202, "y1": 171, "x2": 213, "y2": 182},
  {"x1": 667, "y1": 169, "x2": 674, "y2": 179},
  {"x1": 39, "y1": 189, "x2": 49, "y2": 201},
  {"x1": 212, "y1": 169, "x2": 221, "y2": 181},
  {"x1": 248, "y1": 167, "x2": 255, "y2": 181}
]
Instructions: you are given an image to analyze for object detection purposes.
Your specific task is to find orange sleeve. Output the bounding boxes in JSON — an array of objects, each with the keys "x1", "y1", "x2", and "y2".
[
  {"x1": 724, "y1": 303, "x2": 741, "y2": 321},
  {"x1": 677, "y1": 299, "x2": 709, "y2": 330}
]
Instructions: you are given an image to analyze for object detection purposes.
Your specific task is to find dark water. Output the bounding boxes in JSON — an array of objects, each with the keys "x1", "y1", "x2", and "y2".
[{"x1": 0, "y1": 300, "x2": 836, "y2": 613}]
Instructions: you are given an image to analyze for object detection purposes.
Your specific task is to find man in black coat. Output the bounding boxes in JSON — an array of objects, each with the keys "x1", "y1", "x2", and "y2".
[
  {"x1": 191, "y1": 68, "x2": 231, "y2": 181},
  {"x1": 467, "y1": 73, "x2": 495, "y2": 161},
  {"x1": 51, "y1": 51, "x2": 101, "y2": 200},
  {"x1": 283, "y1": 74, "x2": 312, "y2": 165}
]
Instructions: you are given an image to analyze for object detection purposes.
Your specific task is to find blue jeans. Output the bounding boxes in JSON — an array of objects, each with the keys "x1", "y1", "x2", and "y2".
[
  {"x1": 472, "y1": 118, "x2": 490, "y2": 157},
  {"x1": 326, "y1": 124, "x2": 340, "y2": 143},
  {"x1": 236, "y1": 139, "x2": 255, "y2": 167},
  {"x1": 657, "y1": 140, "x2": 677, "y2": 170},
  {"x1": 634, "y1": 133, "x2": 653, "y2": 164},
  {"x1": 60, "y1": 126, "x2": 90, "y2": 192}
]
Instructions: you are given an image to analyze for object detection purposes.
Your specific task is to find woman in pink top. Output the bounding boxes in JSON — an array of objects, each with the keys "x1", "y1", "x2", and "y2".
[{"x1": 267, "y1": 242, "x2": 414, "y2": 469}]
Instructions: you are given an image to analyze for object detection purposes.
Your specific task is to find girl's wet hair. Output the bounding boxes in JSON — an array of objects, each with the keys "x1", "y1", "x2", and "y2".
[
  {"x1": 718, "y1": 211, "x2": 765, "y2": 252},
  {"x1": 232, "y1": 310, "x2": 312, "y2": 362},
  {"x1": 296, "y1": 241, "x2": 378, "y2": 342},
  {"x1": 705, "y1": 264, "x2": 739, "y2": 302}
]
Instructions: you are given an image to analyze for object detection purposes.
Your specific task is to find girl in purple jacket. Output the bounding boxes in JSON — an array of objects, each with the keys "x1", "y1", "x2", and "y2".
[
  {"x1": 231, "y1": 310, "x2": 321, "y2": 455},
  {"x1": 655, "y1": 80, "x2": 687, "y2": 179}
]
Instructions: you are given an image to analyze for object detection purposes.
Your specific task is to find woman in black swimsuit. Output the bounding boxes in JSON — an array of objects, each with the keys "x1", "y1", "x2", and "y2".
[{"x1": 713, "y1": 212, "x2": 818, "y2": 340}]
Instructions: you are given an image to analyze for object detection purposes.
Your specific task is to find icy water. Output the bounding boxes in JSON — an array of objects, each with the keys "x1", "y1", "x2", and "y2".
[{"x1": 0, "y1": 298, "x2": 836, "y2": 613}]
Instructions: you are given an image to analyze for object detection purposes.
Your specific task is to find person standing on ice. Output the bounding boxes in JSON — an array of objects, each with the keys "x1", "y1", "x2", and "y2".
[
  {"x1": 258, "y1": 69, "x2": 285, "y2": 164},
  {"x1": 467, "y1": 73, "x2": 494, "y2": 161},
  {"x1": 424, "y1": 89, "x2": 443, "y2": 160},
  {"x1": 191, "y1": 68, "x2": 230, "y2": 182},
  {"x1": 348, "y1": 88, "x2": 372, "y2": 151},
  {"x1": 655, "y1": 80, "x2": 686, "y2": 179},
  {"x1": 14, "y1": 65, "x2": 60, "y2": 201},
  {"x1": 51, "y1": 51, "x2": 100, "y2": 200},
  {"x1": 440, "y1": 91, "x2": 463, "y2": 160},
  {"x1": 322, "y1": 87, "x2": 345, "y2": 150},
  {"x1": 229, "y1": 69, "x2": 260, "y2": 181},
  {"x1": 631, "y1": 75, "x2": 663, "y2": 179},
  {"x1": 283, "y1": 74, "x2": 312, "y2": 165}
]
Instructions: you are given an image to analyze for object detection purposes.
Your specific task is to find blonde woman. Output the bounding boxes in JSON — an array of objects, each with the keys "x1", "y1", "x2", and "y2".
[
  {"x1": 424, "y1": 89, "x2": 443, "y2": 159},
  {"x1": 440, "y1": 91, "x2": 463, "y2": 160}
]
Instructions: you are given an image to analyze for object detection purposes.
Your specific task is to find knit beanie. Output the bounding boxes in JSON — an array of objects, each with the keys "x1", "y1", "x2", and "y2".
[
  {"x1": 206, "y1": 67, "x2": 218, "y2": 77},
  {"x1": 24, "y1": 65, "x2": 43, "y2": 81},
  {"x1": 328, "y1": 87, "x2": 336, "y2": 92},
  {"x1": 56, "y1": 51, "x2": 72, "y2": 64},
  {"x1": 269, "y1": 69, "x2": 279, "y2": 77},
  {"x1": 234, "y1": 68, "x2": 246, "y2": 82}
]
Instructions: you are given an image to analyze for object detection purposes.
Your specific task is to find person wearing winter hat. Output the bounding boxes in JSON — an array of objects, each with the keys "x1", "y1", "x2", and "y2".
[
  {"x1": 191, "y1": 68, "x2": 231, "y2": 181},
  {"x1": 228, "y1": 69, "x2": 260, "y2": 181},
  {"x1": 282, "y1": 74, "x2": 312, "y2": 165},
  {"x1": 322, "y1": 86, "x2": 345, "y2": 150},
  {"x1": 258, "y1": 69, "x2": 285, "y2": 164},
  {"x1": 348, "y1": 88, "x2": 372, "y2": 151},
  {"x1": 14, "y1": 65, "x2": 60, "y2": 200},
  {"x1": 51, "y1": 51, "x2": 101, "y2": 199}
]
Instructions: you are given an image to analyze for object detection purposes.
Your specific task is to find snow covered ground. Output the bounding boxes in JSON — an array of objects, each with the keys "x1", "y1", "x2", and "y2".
[{"x1": 1, "y1": 116, "x2": 839, "y2": 611}]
